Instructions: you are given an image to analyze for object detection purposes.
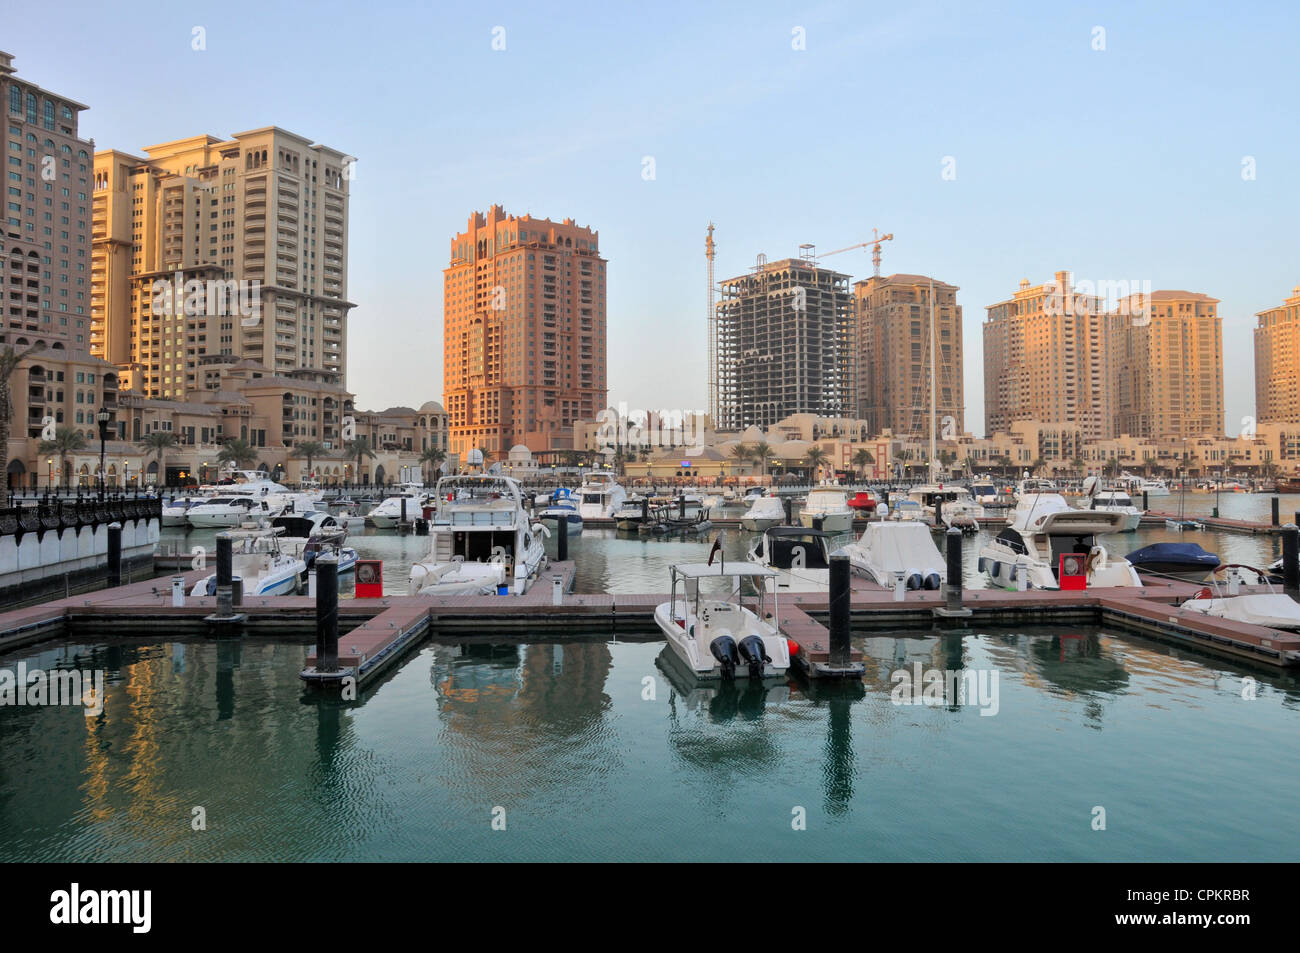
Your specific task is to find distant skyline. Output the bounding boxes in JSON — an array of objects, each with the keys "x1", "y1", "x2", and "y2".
[{"x1": 11, "y1": 0, "x2": 1298, "y2": 436}]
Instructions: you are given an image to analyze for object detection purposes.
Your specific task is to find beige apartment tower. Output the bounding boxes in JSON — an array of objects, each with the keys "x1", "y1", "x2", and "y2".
[
  {"x1": 854, "y1": 273, "x2": 963, "y2": 437},
  {"x1": 1114, "y1": 290, "x2": 1223, "y2": 438},
  {"x1": 984, "y1": 270, "x2": 1118, "y2": 441},
  {"x1": 1254, "y1": 285, "x2": 1300, "y2": 423},
  {"x1": 443, "y1": 205, "x2": 607, "y2": 458},
  {"x1": 92, "y1": 128, "x2": 354, "y2": 399}
]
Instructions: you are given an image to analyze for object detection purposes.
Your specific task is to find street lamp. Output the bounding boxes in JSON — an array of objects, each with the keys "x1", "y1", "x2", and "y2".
[
  {"x1": 96, "y1": 406, "x2": 111, "y2": 500},
  {"x1": 46, "y1": 457, "x2": 52, "y2": 490}
]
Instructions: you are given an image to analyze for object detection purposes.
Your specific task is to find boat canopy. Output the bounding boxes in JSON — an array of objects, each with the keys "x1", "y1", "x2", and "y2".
[
  {"x1": 1127, "y1": 542, "x2": 1221, "y2": 567},
  {"x1": 858, "y1": 522, "x2": 944, "y2": 569}
]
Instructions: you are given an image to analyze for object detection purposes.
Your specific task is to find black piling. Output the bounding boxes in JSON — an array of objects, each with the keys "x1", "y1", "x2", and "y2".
[
  {"x1": 641, "y1": 497, "x2": 649, "y2": 521},
  {"x1": 206, "y1": 531, "x2": 245, "y2": 627},
  {"x1": 1272, "y1": 496, "x2": 1280, "y2": 527},
  {"x1": 678, "y1": 495, "x2": 686, "y2": 519},
  {"x1": 557, "y1": 516, "x2": 568, "y2": 561},
  {"x1": 315, "y1": 555, "x2": 339, "y2": 672},
  {"x1": 783, "y1": 496, "x2": 793, "y2": 526},
  {"x1": 1142, "y1": 490, "x2": 1149, "y2": 511},
  {"x1": 828, "y1": 555, "x2": 851, "y2": 667},
  {"x1": 945, "y1": 526, "x2": 963, "y2": 611},
  {"x1": 400, "y1": 496, "x2": 407, "y2": 529},
  {"x1": 1282, "y1": 523, "x2": 1299, "y2": 600},
  {"x1": 106, "y1": 521, "x2": 122, "y2": 588}
]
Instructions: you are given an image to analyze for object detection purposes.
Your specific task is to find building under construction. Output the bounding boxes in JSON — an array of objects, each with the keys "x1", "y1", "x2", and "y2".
[{"x1": 714, "y1": 252, "x2": 855, "y2": 431}]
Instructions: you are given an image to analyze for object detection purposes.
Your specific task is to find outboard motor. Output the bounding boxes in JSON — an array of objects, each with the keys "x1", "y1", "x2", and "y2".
[
  {"x1": 737, "y1": 635, "x2": 771, "y2": 679},
  {"x1": 709, "y1": 635, "x2": 740, "y2": 679},
  {"x1": 904, "y1": 567, "x2": 923, "y2": 590},
  {"x1": 922, "y1": 568, "x2": 942, "y2": 590}
]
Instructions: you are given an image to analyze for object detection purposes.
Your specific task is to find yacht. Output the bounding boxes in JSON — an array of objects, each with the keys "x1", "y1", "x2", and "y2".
[
  {"x1": 1087, "y1": 489, "x2": 1143, "y2": 532},
  {"x1": 162, "y1": 495, "x2": 209, "y2": 527},
  {"x1": 746, "y1": 525, "x2": 834, "y2": 592},
  {"x1": 577, "y1": 470, "x2": 628, "y2": 519},
  {"x1": 1014, "y1": 477, "x2": 1059, "y2": 500},
  {"x1": 365, "y1": 489, "x2": 429, "y2": 528},
  {"x1": 408, "y1": 475, "x2": 548, "y2": 596},
  {"x1": 970, "y1": 478, "x2": 999, "y2": 506},
  {"x1": 271, "y1": 511, "x2": 358, "y2": 575},
  {"x1": 740, "y1": 495, "x2": 786, "y2": 532},
  {"x1": 977, "y1": 493, "x2": 1141, "y2": 590},
  {"x1": 654, "y1": 561, "x2": 790, "y2": 680},
  {"x1": 798, "y1": 486, "x2": 855, "y2": 534},
  {"x1": 612, "y1": 497, "x2": 652, "y2": 531},
  {"x1": 1137, "y1": 477, "x2": 1171, "y2": 497},
  {"x1": 537, "y1": 488, "x2": 584, "y2": 534},
  {"x1": 186, "y1": 494, "x2": 279, "y2": 528},
  {"x1": 190, "y1": 526, "x2": 306, "y2": 597},
  {"x1": 889, "y1": 498, "x2": 931, "y2": 524},
  {"x1": 834, "y1": 521, "x2": 944, "y2": 591},
  {"x1": 908, "y1": 485, "x2": 984, "y2": 531}
]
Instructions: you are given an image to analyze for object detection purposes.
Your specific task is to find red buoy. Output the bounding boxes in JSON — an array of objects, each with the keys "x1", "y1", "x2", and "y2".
[{"x1": 787, "y1": 639, "x2": 800, "y2": 656}]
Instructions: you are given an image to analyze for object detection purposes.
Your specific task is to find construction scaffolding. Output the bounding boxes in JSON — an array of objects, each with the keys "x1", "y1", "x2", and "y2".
[{"x1": 714, "y1": 255, "x2": 855, "y2": 431}]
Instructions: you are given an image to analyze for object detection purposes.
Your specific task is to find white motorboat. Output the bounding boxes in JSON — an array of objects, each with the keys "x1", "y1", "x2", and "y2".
[
  {"x1": 741, "y1": 495, "x2": 786, "y2": 532},
  {"x1": 271, "y1": 511, "x2": 357, "y2": 575},
  {"x1": 190, "y1": 526, "x2": 306, "y2": 597},
  {"x1": 162, "y1": 495, "x2": 209, "y2": 527},
  {"x1": 908, "y1": 485, "x2": 984, "y2": 531},
  {"x1": 746, "y1": 525, "x2": 834, "y2": 592},
  {"x1": 186, "y1": 494, "x2": 279, "y2": 528},
  {"x1": 655, "y1": 561, "x2": 790, "y2": 680},
  {"x1": 798, "y1": 486, "x2": 855, "y2": 534},
  {"x1": 1180, "y1": 565, "x2": 1300, "y2": 631},
  {"x1": 1087, "y1": 489, "x2": 1143, "y2": 532},
  {"x1": 577, "y1": 470, "x2": 628, "y2": 519},
  {"x1": 1014, "y1": 477, "x2": 1059, "y2": 500},
  {"x1": 835, "y1": 521, "x2": 945, "y2": 591},
  {"x1": 701, "y1": 493, "x2": 725, "y2": 514},
  {"x1": 970, "y1": 479, "x2": 999, "y2": 506},
  {"x1": 890, "y1": 498, "x2": 931, "y2": 524},
  {"x1": 1137, "y1": 477, "x2": 1171, "y2": 497},
  {"x1": 365, "y1": 490, "x2": 428, "y2": 528},
  {"x1": 409, "y1": 474, "x2": 549, "y2": 596},
  {"x1": 977, "y1": 492, "x2": 1141, "y2": 590},
  {"x1": 537, "y1": 489, "x2": 584, "y2": 534}
]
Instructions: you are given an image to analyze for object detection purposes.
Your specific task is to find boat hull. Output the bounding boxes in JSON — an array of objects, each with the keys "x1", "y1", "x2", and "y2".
[
  {"x1": 653, "y1": 603, "x2": 790, "y2": 679},
  {"x1": 798, "y1": 511, "x2": 854, "y2": 534}
]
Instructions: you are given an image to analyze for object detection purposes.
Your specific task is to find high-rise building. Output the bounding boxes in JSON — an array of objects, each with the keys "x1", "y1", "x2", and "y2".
[
  {"x1": 983, "y1": 270, "x2": 1117, "y2": 440},
  {"x1": 91, "y1": 128, "x2": 354, "y2": 399},
  {"x1": 1254, "y1": 285, "x2": 1300, "y2": 423},
  {"x1": 853, "y1": 273, "x2": 962, "y2": 437},
  {"x1": 0, "y1": 51, "x2": 95, "y2": 354},
  {"x1": 1114, "y1": 290, "x2": 1223, "y2": 438},
  {"x1": 443, "y1": 205, "x2": 606, "y2": 458},
  {"x1": 714, "y1": 255, "x2": 853, "y2": 431}
]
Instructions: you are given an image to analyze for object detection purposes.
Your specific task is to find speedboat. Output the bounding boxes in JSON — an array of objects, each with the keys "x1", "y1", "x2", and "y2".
[
  {"x1": 1015, "y1": 478, "x2": 1059, "y2": 500},
  {"x1": 537, "y1": 488, "x2": 584, "y2": 534},
  {"x1": 746, "y1": 525, "x2": 834, "y2": 592},
  {"x1": 798, "y1": 486, "x2": 855, "y2": 533},
  {"x1": 1088, "y1": 489, "x2": 1143, "y2": 532},
  {"x1": 890, "y1": 498, "x2": 931, "y2": 524},
  {"x1": 834, "y1": 521, "x2": 944, "y2": 591},
  {"x1": 271, "y1": 511, "x2": 357, "y2": 574},
  {"x1": 1136, "y1": 477, "x2": 1171, "y2": 497},
  {"x1": 908, "y1": 485, "x2": 984, "y2": 532},
  {"x1": 409, "y1": 474, "x2": 549, "y2": 596},
  {"x1": 162, "y1": 495, "x2": 208, "y2": 527},
  {"x1": 977, "y1": 493, "x2": 1141, "y2": 590},
  {"x1": 365, "y1": 489, "x2": 428, "y2": 528},
  {"x1": 846, "y1": 490, "x2": 877, "y2": 513},
  {"x1": 612, "y1": 497, "x2": 651, "y2": 531},
  {"x1": 741, "y1": 495, "x2": 785, "y2": 532},
  {"x1": 970, "y1": 479, "x2": 999, "y2": 505},
  {"x1": 1180, "y1": 565, "x2": 1300, "y2": 630},
  {"x1": 190, "y1": 526, "x2": 306, "y2": 597},
  {"x1": 654, "y1": 561, "x2": 790, "y2": 680},
  {"x1": 186, "y1": 494, "x2": 278, "y2": 528},
  {"x1": 1126, "y1": 542, "x2": 1220, "y2": 582},
  {"x1": 577, "y1": 470, "x2": 628, "y2": 519}
]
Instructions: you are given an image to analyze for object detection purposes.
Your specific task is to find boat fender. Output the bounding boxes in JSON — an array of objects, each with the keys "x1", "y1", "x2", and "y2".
[
  {"x1": 1008, "y1": 565, "x2": 1017, "y2": 582},
  {"x1": 923, "y1": 570, "x2": 942, "y2": 590},
  {"x1": 737, "y1": 635, "x2": 771, "y2": 679},
  {"x1": 786, "y1": 638, "x2": 799, "y2": 657},
  {"x1": 1190, "y1": 586, "x2": 1212, "y2": 601},
  {"x1": 905, "y1": 568, "x2": 922, "y2": 591},
  {"x1": 709, "y1": 634, "x2": 740, "y2": 680},
  {"x1": 532, "y1": 522, "x2": 552, "y2": 538},
  {"x1": 977, "y1": 556, "x2": 986, "y2": 574}
]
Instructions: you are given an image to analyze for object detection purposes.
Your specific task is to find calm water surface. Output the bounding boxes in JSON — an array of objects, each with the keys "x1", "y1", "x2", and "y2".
[{"x1": 1, "y1": 494, "x2": 1295, "y2": 861}]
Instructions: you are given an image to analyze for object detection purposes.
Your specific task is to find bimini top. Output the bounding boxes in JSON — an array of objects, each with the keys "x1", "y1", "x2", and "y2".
[
  {"x1": 1127, "y1": 542, "x2": 1221, "y2": 566},
  {"x1": 672, "y1": 562, "x2": 778, "y2": 579}
]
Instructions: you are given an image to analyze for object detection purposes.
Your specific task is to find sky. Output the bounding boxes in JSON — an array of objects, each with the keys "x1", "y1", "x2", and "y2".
[{"x1": 8, "y1": 0, "x2": 1297, "y2": 437}]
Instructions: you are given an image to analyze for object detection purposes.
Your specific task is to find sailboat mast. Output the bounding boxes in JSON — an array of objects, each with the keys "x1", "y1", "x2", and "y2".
[{"x1": 929, "y1": 276, "x2": 937, "y2": 481}]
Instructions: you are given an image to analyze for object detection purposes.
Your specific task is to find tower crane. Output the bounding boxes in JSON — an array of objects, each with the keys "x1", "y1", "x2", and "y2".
[{"x1": 819, "y1": 229, "x2": 894, "y2": 277}]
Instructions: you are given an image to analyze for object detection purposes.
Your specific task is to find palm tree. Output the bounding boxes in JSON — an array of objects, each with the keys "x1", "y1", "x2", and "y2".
[
  {"x1": 38, "y1": 425, "x2": 85, "y2": 489},
  {"x1": 216, "y1": 438, "x2": 258, "y2": 471},
  {"x1": 753, "y1": 442, "x2": 772, "y2": 478},
  {"x1": 729, "y1": 444, "x2": 753, "y2": 475},
  {"x1": 851, "y1": 448, "x2": 875, "y2": 480},
  {"x1": 805, "y1": 446, "x2": 828, "y2": 480},
  {"x1": 0, "y1": 341, "x2": 46, "y2": 489},
  {"x1": 1030, "y1": 457, "x2": 1046, "y2": 476},
  {"x1": 139, "y1": 432, "x2": 178, "y2": 484},
  {"x1": 419, "y1": 446, "x2": 447, "y2": 483},
  {"x1": 612, "y1": 446, "x2": 626, "y2": 476},
  {"x1": 294, "y1": 440, "x2": 326, "y2": 482},
  {"x1": 1070, "y1": 455, "x2": 1086, "y2": 478},
  {"x1": 343, "y1": 437, "x2": 376, "y2": 483}
]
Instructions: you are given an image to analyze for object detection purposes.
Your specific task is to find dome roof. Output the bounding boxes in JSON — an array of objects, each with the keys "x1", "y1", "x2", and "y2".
[
  {"x1": 740, "y1": 425, "x2": 765, "y2": 443},
  {"x1": 419, "y1": 400, "x2": 445, "y2": 414},
  {"x1": 773, "y1": 439, "x2": 813, "y2": 458}
]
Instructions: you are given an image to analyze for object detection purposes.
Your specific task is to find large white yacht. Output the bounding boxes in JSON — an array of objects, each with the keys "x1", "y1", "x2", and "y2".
[
  {"x1": 1086, "y1": 489, "x2": 1144, "y2": 532},
  {"x1": 408, "y1": 475, "x2": 549, "y2": 596},
  {"x1": 186, "y1": 470, "x2": 313, "y2": 528},
  {"x1": 365, "y1": 485, "x2": 429, "y2": 528},
  {"x1": 577, "y1": 470, "x2": 628, "y2": 519},
  {"x1": 977, "y1": 492, "x2": 1141, "y2": 590}
]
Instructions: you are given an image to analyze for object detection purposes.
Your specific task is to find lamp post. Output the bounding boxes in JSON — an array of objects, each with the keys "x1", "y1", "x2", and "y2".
[
  {"x1": 96, "y1": 406, "x2": 110, "y2": 501},
  {"x1": 46, "y1": 457, "x2": 52, "y2": 491}
]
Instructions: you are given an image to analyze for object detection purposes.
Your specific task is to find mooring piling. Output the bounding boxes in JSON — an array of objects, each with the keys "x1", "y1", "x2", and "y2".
[
  {"x1": 783, "y1": 496, "x2": 793, "y2": 526},
  {"x1": 315, "y1": 554, "x2": 339, "y2": 672},
  {"x1": 1273, "y1": 497, "x2": 1281, "y2": 528},
  {"x1": 557, "y1": 516, "x2": 568, "y2": 561},
  {"x1": 936, "y1": 526, "x2": 973, "y2": 619},
  {"x1": 1283, "y1": 523, "x2": 1299, "y2": 600},
  {"x1": 205, "y1": 531, "x2": 246, "y2": 628},
  {"x1": 106, "y1": 521, "x2": 122, "y2": 589},
  {"x1": 828, "y1": 554, "x2": 851, "y2": 666}
]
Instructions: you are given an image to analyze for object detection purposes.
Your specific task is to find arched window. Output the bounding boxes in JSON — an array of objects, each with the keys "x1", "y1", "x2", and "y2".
[
  {"x1": 25, "y1": 92, "x2": 37, "y2": 123},
  {"x1": 42, "y1": 100, "x2": 54, "y2": 130},
  {"x1": 8, "y1": 86, "x2": 20, "y2": 115}
]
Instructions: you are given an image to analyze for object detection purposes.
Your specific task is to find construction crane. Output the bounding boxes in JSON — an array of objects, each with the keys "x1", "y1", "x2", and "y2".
[{"x1": 819, "y1": 228, "x2": 894, "y2": 277}]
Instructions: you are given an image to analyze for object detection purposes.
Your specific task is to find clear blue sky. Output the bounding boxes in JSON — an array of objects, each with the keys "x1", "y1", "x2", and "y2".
[{"x1": 10, "y1": 0, "x2": 1296, "y2": 436}]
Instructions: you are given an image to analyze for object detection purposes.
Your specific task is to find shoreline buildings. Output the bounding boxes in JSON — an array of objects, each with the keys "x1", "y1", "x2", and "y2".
[{"x1": 1254, "y1": 285, "x2": 1300, "y2": 424}]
